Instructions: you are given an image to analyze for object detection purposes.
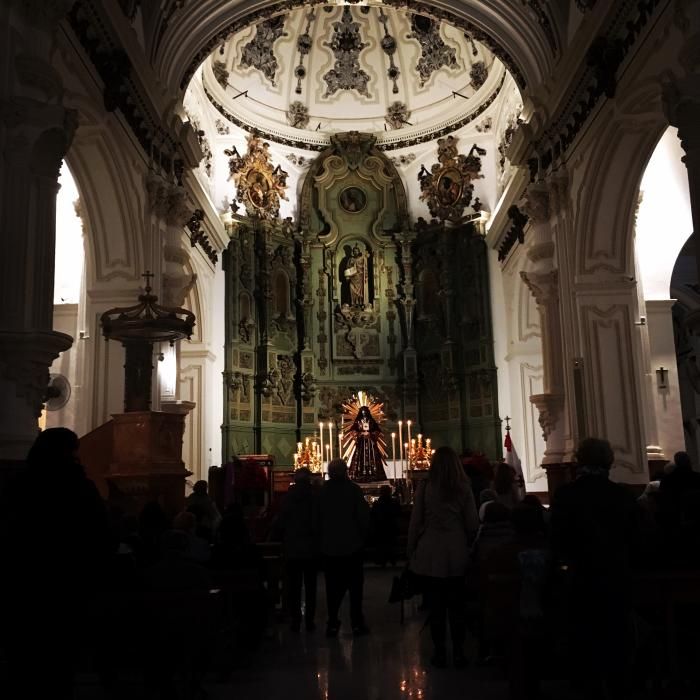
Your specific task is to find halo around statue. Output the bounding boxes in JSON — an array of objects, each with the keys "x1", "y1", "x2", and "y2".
[{"x1": 340, "y1": 390, "x2": 388, "y2": 482}]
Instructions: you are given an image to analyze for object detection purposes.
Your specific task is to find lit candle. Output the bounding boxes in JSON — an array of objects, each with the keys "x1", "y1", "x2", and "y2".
[
  {"x1": 326, "y1": 444, "x2": 330, "y2": 464},
  {"x1": 328, "y1": 422, "x2": 334, "y2": 460},
  {"x1": 398, "y1": 420, "x2": 403, "y2": 470},
  {"x1": 338, "y1": 431, "x2": 342, "y2": 460},
  {"x1": 404, "y1": 443, "x2": 409, "y2": 474},
  {"x1": 306, "y1": 437, "x2": 309, "y2": 447},
  {"x1": 319, "y1": 422, "x2": 324, "y2": 464},
  {"x1": 418, "y1": 434, "x2": 422, "y2": 446},
  {"x1": 391, "y1": 432, "x2": 396, "y2": 472},
  {"x1": 407, "y1": 420, "x2": 412, "y2": 449}
]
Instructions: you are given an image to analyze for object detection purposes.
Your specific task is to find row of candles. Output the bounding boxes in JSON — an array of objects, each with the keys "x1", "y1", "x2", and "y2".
[{"x1": 294, "y1": 419, "x2": 431, "y2": 473}]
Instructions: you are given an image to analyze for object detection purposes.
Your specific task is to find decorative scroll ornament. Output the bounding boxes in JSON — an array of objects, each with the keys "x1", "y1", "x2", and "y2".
[
  {"x1": 294, "y1": 9, "x2": 315, "y2": 94},
  {"x1": 386, "y1": 101, "x2": 411, "y2": 130},
  {"x1": 225, "y1": 134, "x2": 288, "y2": 219},
  {"x1": 407, "y1": 15, "x2": 457, "y2": 87},
  {"x1": 239, "y1": 16, "x2": 288, "y2": 86},
  {"x1": 378, "y1": 8, "x2": 400, "y2": 94},
  {"x1": 323, "y1": 6, "x2": 370, "y2": 97},
  {"x1": 287, "y1": 100, "x2": 310, "y2": 129},
  {"x1": 470, "y1": 60, "x2": 488, "y2": 89},
  {"x1": 334, "y1": 303, "x2": 380, "y2": 360},
  {"x1": 390, "y1": 153, "x2": 416, "y2": 166},
  {"x1": 418, "y1": 136, "x2": 486, "y2": 223},
  {"x1": 212, "y1": 60, "x2": 229, "y2": 88}
]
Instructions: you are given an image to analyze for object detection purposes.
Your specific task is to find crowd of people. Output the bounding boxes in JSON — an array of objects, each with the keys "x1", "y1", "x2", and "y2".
[{"x1": 2, "y1": 428, "x2": 700, "y2": 699}]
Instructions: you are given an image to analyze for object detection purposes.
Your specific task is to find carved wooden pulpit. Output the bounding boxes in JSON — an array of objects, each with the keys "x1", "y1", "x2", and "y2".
[{"x1": 100, "y1": 272, "x2": 196, "y2": 514}]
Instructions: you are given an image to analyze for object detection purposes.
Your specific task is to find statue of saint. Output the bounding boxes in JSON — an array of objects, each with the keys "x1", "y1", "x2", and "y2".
[
  {"x1": 347, "y1": 405, "x2": 387, "y2": 482},
  {"x1": 344, "y1": 245, "x2": 366, "y2": 307}
]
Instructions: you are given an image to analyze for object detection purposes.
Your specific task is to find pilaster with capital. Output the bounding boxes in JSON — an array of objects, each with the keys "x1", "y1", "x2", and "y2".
[
  {"x1": 146, "y1": 173, "x2": 195, "y2": 308},
  {"x1": 0, "y1": 3, "x2": 77, "y2": 460},
  {"x1": 520, "y1": 182, "x2": 568, "y2": 468}
]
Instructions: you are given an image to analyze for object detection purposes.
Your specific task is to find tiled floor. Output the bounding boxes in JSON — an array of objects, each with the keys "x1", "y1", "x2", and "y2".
[
  {"x1": 63, "y1": 566, "x2": 700, "y2": 699},
  {"x1": 207, "y1": 567, "x2": 516, "y2": 700}
]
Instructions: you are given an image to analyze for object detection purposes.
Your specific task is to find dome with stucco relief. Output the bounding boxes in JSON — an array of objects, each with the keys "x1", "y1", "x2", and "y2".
[{"x1": 200, "y1": 2, "x2": 505, "y2": 150}]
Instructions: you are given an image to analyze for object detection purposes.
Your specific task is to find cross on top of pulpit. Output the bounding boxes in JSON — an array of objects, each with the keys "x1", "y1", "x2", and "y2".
[
  {"x1": 504, "y1": 415, "x2": 511, "y2": 431},
  {"x1": 141, "y1": 270, "x2": 154, "y2": 292}
]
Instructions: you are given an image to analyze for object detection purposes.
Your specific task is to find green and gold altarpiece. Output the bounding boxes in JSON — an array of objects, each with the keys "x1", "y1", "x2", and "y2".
[{"x1": 222, "y1": 132, "x2": 501, "y2": 466}]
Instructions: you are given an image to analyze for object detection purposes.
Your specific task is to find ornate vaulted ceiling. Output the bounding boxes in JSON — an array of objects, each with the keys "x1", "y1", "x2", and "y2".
[{"x1": 197, "y1": 4, "x2": 504, "y2": 148}]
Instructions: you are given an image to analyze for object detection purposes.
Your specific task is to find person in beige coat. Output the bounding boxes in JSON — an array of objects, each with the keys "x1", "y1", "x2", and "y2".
[{"x1": 408, "y1": 446, "x2": 479, "y2": 668}]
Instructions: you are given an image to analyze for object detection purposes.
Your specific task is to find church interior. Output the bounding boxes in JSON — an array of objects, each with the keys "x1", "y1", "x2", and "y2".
[{"x1": 2, "y1": 0, "x2": 700, "y2": 697}]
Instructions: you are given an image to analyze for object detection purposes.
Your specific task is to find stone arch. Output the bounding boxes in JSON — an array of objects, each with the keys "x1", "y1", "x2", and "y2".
[{"x1": 572, "y1": 75, "x2": 674, "y2": 281}]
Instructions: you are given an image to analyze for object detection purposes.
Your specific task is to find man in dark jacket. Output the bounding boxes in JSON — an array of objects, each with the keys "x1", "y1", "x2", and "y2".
[
  {"x1": 279, "y1": 468, "x2": 319, "y2": 631},
  {"x1": 319, "y1": 459, "x2": 370, "y2": 637},
  {"x1": 550, "y1": 437, "x2": 641, "y2": 693}
]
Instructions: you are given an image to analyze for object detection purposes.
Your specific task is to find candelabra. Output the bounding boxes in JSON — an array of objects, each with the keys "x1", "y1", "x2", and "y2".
[
  {"x1": 408, "y1": 434, "x2": 433, "y2": 470},
  {"x1": 293, "y1": 438, "x2": 323, "y2": 473}
]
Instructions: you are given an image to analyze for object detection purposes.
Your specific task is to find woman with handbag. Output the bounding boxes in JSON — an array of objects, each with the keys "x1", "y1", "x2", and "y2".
[{"x1": 407, "y1": 446, "x2": 479, "y2": 668}]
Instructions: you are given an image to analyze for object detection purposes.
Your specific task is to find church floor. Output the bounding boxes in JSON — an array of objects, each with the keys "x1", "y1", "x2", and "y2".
[{"x1": 73, "y1": 566, "x2": 583, "y2": 700}]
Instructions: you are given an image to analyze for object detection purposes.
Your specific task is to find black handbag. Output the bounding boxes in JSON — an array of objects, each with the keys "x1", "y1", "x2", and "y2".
[{"x1": 389, "y1": 566, "x2": 422, "y2": 603}]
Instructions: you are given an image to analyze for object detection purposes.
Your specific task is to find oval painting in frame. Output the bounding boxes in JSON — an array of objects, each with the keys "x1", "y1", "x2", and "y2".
[
  {"x1": 437, "y1": 168, "x2": 463, "y2": 206},
  {"x1": 339, "y1": 186, "x2": 367, "y2": 214}
]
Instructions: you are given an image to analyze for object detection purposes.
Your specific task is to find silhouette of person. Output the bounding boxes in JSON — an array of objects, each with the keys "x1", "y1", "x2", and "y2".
[
  {"x1": 319, "y1": 459, "x2": 370, "y2": 637},
  {"x1": 1, "y1": 428, "x2": 115, "y2": 699},
  {"x1": 279, "y1": 467, "x2": 319, "y2": 632}
]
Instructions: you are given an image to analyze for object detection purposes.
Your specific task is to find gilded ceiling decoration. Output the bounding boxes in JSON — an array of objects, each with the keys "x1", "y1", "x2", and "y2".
[
  {"x1": 212, "y1": 60, "x2": 229, "y2": 88},
  {"x1": 386, "y1": 102, "x2": 411, "y2": 130},
  {"x1": 181, "y1": 1, "x2": 527, "y2": 91},
  {"x1": 294, "y1": 9, "x2": 315, "y2": 94},
  {"x1": 407, "y1": 15, "x2": 458, "y2": 87},
  {"x1": 239, "y1": 17, "x2": 288, "y2": 86},
  {"x1": 390, "y1": 153, "x2": 416, "y2": 167},
  {"x1": 225, "y1": 134, "x2": 289, "y2": 219},
  {"x1": 198, "y1": 5, "x2": 506, "y2": 147},
  {"x1": 470, "y1": 61, "x2": 488, "y2": 89},
  {"x1": 418, "y1": 136, "x2": 486, "y2": 223},
  {"x1": 378, "y1": 9, "x2": 400, "y2": 94},
  {"x1": 322, "y1": 7, "x2": 371, "y2": 98},
  {"x1": 287, "y1": 100, "x2": 310, "y2": 129}
]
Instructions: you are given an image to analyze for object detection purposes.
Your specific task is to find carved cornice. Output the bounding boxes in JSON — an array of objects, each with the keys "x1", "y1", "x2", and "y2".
[
  {"x1": 10, "y1": 0, "x2": 76, "y2": 30},
  {"x1": 497, "y1": 205, "x2": 529, "y2": 262},
  {"x1": 68, "y1": 0, "x2": 182, "y2": 175},
  {"x1": 186, "y1": 209, "x2": 219, "y2": 265},
  {"x1": 529, "y1": 0, "x2": 664, "y2": 179}
]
